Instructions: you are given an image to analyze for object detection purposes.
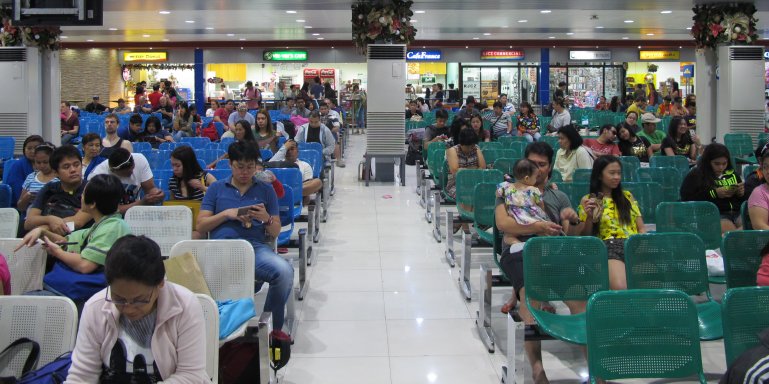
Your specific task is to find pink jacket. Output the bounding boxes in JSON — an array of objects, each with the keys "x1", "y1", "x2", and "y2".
[{"x1": 65, "y1": 282, "x2": 209, "y2": 383}]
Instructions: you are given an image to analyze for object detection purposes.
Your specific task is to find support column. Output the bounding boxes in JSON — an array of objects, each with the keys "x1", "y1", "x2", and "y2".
[
  {"x1": 695, "y1": 48, "x2": 717, "y2": 143},
  {"x1": 539, "y1": 48, "x2": 550, "y2": 109},
  {"x1": 194, "y1": 48, "x2": 205, "y2": 116},
  {"x1": 41, "y1": 49, "x2": 61, "y2": 145}
]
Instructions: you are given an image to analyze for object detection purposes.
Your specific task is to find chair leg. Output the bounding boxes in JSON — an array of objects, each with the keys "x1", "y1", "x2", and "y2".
[
  {"x1": 399, "y1": 156, "x2": 406, "y2": 186},
  {"x1": 424, "y1": 185, "x2": 433, "y2": 223},
  {"x1": 506, "y1": 312, "x2": 526, "y2": 384},
  {"x1": 320, "y1": 184, "x2": 328, "y2": 224},
  {"x1": 255, "y1": 323, "x2": 273, "y2": 384},
  {"x1": 445, "y1": 211, "x2": 456, "y2": 267},
  {"x1": 297, "y1": 229, "x2": 309, "y2": 300},
  {"x1": 364, "y1": 155, "x2": 371, "y2": 186},
  {"x1": 314, "y1": 192, "x2": 322, "y2": 244},
  {"x1": 476, "y1": 264, "x2": 496, "y2": 353},
  {"x1": 459, "y1": 228, "x2": 473, "y2": 301},
  {"x1": 416, "y1": 162, "x2": 423, "y2": 195},
  {"x1": 432, "y1": 190, "x2": 442, "y2": 243},
  {"x1": 329, "y1": 163, "x2": 335, "y2": 196},
  {"x1": 307, "y1": 203, "x2": 316, "y2": 251},
  {"x1": 285, "y1": 284, "x2": 298, "y2": 338}
]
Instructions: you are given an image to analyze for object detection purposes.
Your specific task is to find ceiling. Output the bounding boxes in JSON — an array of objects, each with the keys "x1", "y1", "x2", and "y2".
[{"x1": 35, "y1": 0, "x2": 769, "y2": 45}]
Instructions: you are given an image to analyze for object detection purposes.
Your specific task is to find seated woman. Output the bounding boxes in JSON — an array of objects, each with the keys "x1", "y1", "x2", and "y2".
[
  {"x1": 681, "y1": 143, "x2": 745, "y2": 233},
  {"x1": 17, "y1": 143, "x2": 58, "y2": 213},
  {"x1": 81, "y1": 133, "x2": 107, "y2": 181},
  {"x1": 468, "y1": 114, "x2": 490, "y2": 142},
  {"x1": 5, "y1": 135, "x2": 45, "y2": 209},
  {"x1": 139, "y1": 116, "x2": 173, "y2": 149},
  {"x1": 578, "y1": 156, "x2": 646, "y2": 290},
  {"x1": 517, "y1": 101, "x2": 540, "y2": 142},
  {"x1": 749, "y1": 147, "x2": 769, "y2": 230},
  {"x1": 617, "y1": 124, "x2": 652, "y2": 163},
  {"x1": 620, "y1": 111, "x2": 641, "y2": 134},
  {"x1": 210, "y1": 120, "x2": 257, "y2": 168},
  {"x1": 17, "y1": 174, "x2": 131, "y2": 308},
  {"x1": 169, "y1": 146, "x2": 217, "y2": 239},
  {"x1": 445, "y1": 127, "x2": 486, "y2": 200},
  {"x1": 254, "y1": 109, "x2": 279, "y2": 153},
  {"x1": 554, "y1": 124, "x2": 594, "y2": 182},
  {"x1": 172, "y1": 103, "x2": 196, "y2": 141},
  {"x1": 66, "y1": 235, "x2": 208, "y2": 383},
  {"x1": 661, "y1": 116, "x2": 697, "y2": 164}
]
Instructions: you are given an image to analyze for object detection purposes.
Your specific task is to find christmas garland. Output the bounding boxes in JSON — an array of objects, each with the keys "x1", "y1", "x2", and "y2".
[
  {"x1": 691, "y1": 3, "x2": 758, "y2": 49},
  {"x1": 122, "y1": 64, "x2": 194, "y2": 71},
  {"x1": 0, "y1": 5, "x2": 62, "y2": 51},
  {"x1": 351, "y1": 0, "x2": 417, "y2": 55}
]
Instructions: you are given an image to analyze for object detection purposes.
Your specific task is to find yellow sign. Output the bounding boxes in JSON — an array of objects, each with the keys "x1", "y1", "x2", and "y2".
[
  {"x1": 123, "y1": 52, "x2": 168, "y2": 62},
  {"x1": 639, "y1": 50, "x2": 680, "y2": 60}
]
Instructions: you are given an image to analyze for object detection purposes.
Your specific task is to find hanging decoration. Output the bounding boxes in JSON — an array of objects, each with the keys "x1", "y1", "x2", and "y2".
[
  {"x1": 647, "y1": 64, "x2": 658, "y2": 73},
  {"x1": 351, "y1": 0, "x2": 417, "y2": 55},
  {"x1": 0, "y1": 6, "x2": 62, "y2": 50},
  {"x1": 690, "y1": 3, "x2": 758, "y2": 49},
  {"x1": 207, "y1": 77, "x2": 224, "y2": 83},
  {"x1": 122, "y1": 63, "x2": 194, "y2": 71}
]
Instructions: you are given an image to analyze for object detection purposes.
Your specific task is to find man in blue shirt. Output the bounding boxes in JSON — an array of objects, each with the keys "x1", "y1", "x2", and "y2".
[{"x1": 197, "y1": 141, "x2": 293, "y2": 332}]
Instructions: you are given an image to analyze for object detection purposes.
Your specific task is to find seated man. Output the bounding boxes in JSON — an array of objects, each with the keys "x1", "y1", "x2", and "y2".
[
  {"x1": 292, "y1": 98, "x2": 311, "y2": 118},
  {"x1": 228, "y1": 102, "x2": 255, "y2": 128},
  {"x1": 280, "y1": 97, "x2": 295, "y2": 116},
  {"x1": 100, "y1": 113, "x2": 133, "y2": 158},
  {"x1": 295, "y1": 111, "x2": 335, "y2": 162},
  {"x1": 112, "y1": 98, "x2": 132, "y2": 115},
  {"x1": 197, "y1": 142, "x2": 293, "y2": 335},
  {"x1": 133, "y1": 96, "x2": 153, "y2": 114},
  {"x1": 88, "y1": 148, "x2": 164, "y2": 214},
  {"x1": 319, "y1": 103, "x2": 344, "y2": 167},
  {"x1": 17, "y1": 174, "x2": 131, "y2": 309},
  {"x1": 582, "y1": 124, "x2": 621, "y2": 157},
  {"x1": 456, "y1": 96, "x2": 479, "y2": 120},
  {"x1": 270, "y1": 140, "x2": 323, "y2": 204},
  {"x1": 84, "y1": 96, "x2": 107, "y2": 114},
  {"x1": 119, "y1": 113, "x2": 145, "y2": 142},
  {"x1": 25, "y1": 145, "x2": 93, "y2": 235}
]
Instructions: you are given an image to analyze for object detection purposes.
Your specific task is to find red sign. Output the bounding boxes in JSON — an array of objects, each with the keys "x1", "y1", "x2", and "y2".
[
  {"x1": 320, "y1": 68, "x2": 335, "y2": 77},
  {"x1": 480, "y1": 50, "x2": 525, "y2": 60},
  {"x1": 303, "y1": 68, "x2": 319, "y2": 77}
]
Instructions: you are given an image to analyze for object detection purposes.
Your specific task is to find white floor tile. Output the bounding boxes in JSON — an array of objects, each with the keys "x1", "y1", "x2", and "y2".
[
  {"x1": 381, "y1": 268, "x2": 457, "y2": 293},
  {"x1": 389, "y1": 355, "x2": 499, "y2": 384},
  {"x1": 310, "y1": 269, "x2": 383, "y2": 292},
  {"x1": 301, "y1": 291, "x2": 385, "y2": 321},
  {"x1": 380, "y1": 250, "x2": 445, "y2": 270},
  {"x1": 281, "y1": 357, "x2": 391, "y2": 384},
  {"x1": 312, "y1": 249, "x2": 381, "y2": 270},
  {"x1": 387, "y1": 318, "x2": 490, "y2": 356},
  {"x1": 383, "y1": 290, "x2": 471, "y2": 320},
  {"x1": 293, "y1": 320, "x2": 389, "y2": 357}
]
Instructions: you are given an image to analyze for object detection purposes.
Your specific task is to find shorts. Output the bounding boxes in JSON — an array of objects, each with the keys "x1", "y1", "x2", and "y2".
[
  {"x1": 499, "y1": 245, "x2": 524, "y2": 300},
  {"x1": 604, "y1": 238, "x2": 626, "y2": 262},
  {"x1": 720, "y1": 211, "x2": 741, "y2": 225}
]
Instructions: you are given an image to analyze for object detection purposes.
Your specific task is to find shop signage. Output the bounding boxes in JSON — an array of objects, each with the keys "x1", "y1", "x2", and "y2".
[
  {"x1": 263, "y1": 50, "x2": 308, "y2": 61},
  {"x1": 123, "y1": 51, "x2": 168, "y2": 62},
  {"x1": 480, "y1": 49, "x2": 525, "y2": 60},
  {"x1": 764, "y1": 51, "x2": 769, "y2": 60},
  {"x1": 639, "y1": 50, "x2": 680, "y2": 60},
  {"x1": 406, "y1": 50, "x2": 442, "y2": 61},
  {"x1": 681, "y1": 64, "x2": 694, "y2": 78},
  {"x1": 569, "y1": 50, "x2": 611, "y2": 60},
  {"x1": 420, "y1": 75, "x2": 436, "y2": 83}
]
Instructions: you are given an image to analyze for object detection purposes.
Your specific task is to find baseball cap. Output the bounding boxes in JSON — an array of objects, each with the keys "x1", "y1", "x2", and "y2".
[
  {"x1": 117, "y1": 98, "x2": 125, "y2": 103},
  {"x1": 92, "y1": 96, "x2": 100, "y2": 100},
  {"x1": 641, "y1": 112, "x2": 661, "y2": 124}
]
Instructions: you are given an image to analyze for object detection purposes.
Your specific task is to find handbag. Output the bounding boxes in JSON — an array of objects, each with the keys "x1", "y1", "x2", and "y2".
[
  {"x1": 163, "y1": 253, "x2": 212, "y2": 296},
  {"x1": 217, "y1": 299, "x2": 256, "y2": 340},
  {"x1": 16, "y1": 353, "x2": 70, "y2": 384},
  {"x1": 0, "y1": 338, "x2": 40, "y2": 383}
]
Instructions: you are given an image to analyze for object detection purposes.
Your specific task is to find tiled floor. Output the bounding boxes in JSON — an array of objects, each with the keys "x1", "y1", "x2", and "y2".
[{"x1": 278, "y1": 134, "x2": 728, "y2": 384}]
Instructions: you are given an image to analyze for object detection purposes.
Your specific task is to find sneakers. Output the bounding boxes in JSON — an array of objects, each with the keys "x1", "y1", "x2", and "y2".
[{"x1": 336, "y1": 160, "x2": 346, "y2": 168}]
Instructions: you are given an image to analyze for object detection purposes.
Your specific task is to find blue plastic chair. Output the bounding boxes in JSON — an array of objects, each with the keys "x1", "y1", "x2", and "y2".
[
  {"x1": 180, "y1": 137, "x2": 211, "y2": 149},
  {"x1": 205, "y1": 142, "x2": 219, "y2": 151},
  {"x1": 277, "y1": 136, "x2": 287, "y2": 148},
  {"x1": 271, "y1": 168, "x2": 303, "y2": 219},
  {"x1": 298, "y1": 150, "x2": 322, "y2": 179},
  {"x1": 219, "y1": 137, "x2": 235, "y2": 148},
  {"x1": 216, "y1": 159, "x2": 231, "y2": 169},
  {"x1": 0, "y1": 137, "x2": 15, "y2": 161},
  {"x1": 260, "y1": 149, "x2": 274, "y2": 161},
  {"x1": 0, "y1": 184, "x2": 11, "y2": 208},
  {"x1": 132, "y1": 142, "x2": 152, "y2": 154},
  {"x1": 277, "y1": 185, "x2": 295, "y2": 246},
  {"x1": 213, "y1": 122, "x2": 225, "y2": 138},
  {"x1": 208, "y1": 169, "x2": 231, "y2": 181}
]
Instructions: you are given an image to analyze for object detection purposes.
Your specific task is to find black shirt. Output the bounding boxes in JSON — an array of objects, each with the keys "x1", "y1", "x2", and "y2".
[
  {"x1": 306, "y1": 126, "x2": 321, "y2": 144},
  {"x1": 30, "y1": 181, "x2": 91, "y2": 227},
  {"x1": 661, "y1": 134, "x2": 693, "y2": 157},
  {"x1": 618, "y1": 136, "x2": 651, "y2": 162},
  {"x1": 405, "y1": 110, "x2": 423, "y2": 120},
  {"x1": 84, "y1": 102, "x2": 106, "y2": 113}
]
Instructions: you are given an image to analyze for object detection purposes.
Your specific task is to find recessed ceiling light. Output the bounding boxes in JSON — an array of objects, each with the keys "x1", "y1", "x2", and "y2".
[
  {"x1": 226, "y1": 33, "x2": 234, "y2": 37},
  {"x1": 518, "y1": 19, "x2": 527, "y2": 23},
  {"x1": 317, "y1": 37, "x2": 324, "y2": 40},
  {"x1": 548, "y1": 36, "x2": 556, "y2": 39},
  {"x1": 566, "y1": 32, "x2": 574, "y2": 35},
  {"x1": 624, "y1": 20, "x2": 634, "y2": 23},
  {"x1": 622, "y1": 36, "x2": 629, "y2": 39},
  {"x1": 660, "y1": 10, "x2": 672, "y2": 14},
  {"x1": 465, "y1": 46, "x2": 468, "y2": 49},
  {"x1": 638, "y1": 45, "x2": 642, "y2": 49},
  {"x1": 185, "y1": 20, "x2": 195, "y2": 24},
  {"x1": 86, "y1": 39, "x2": 93, "y2": 42},
  {"x1": 60, "y1": 35, "x2": 68, "y2": 38},
  {"x1": 158, "y1": 10, "x2": 170, "y2": 15},
  {"x1": 163, "y1": 39, "x2": 169, "y2": 42},
  {"x1": 483, "y1": 33, "x2": 491, "y2": 36},
  {"x1": 595, "y1": 26, "x2": 604, "y2": 29},
  {"x1": 509, "y1": 45, "x2": 512, "y2": 48},
  {"x1": 540, "y1": 10, "x2": 552, "y2": 13},
  {"x1": 312, "y1": 33, "x2": 320, "y2": 36},
  {"x1": 646, "y1": 33, "x2": 655, "y2": 36},
  {"x1": 286, "y1": 10, "x2": 296, "y2": 14},
  {"x1": 108, "y1": 27, "x2": 117, "y2": 31},
  {"x1": 205, "y1": 27, "x2": 214, "y2": 30},
  {"x1": 142, "y1": 34, "x2": 150, "y2": 37},
  {"x1": 686, "y1": 27, "x2": 692, "y2": 30},
  {"x1": 331, "y1": 46, "x2": 334, "y2": 49},
  {"x1": 239, "y1": 38, "x2": 246, "y2": 41},
  {"x1": 414, "y1": 10, "x2": 425, "y2": 14},
  {"x1": 679, "y1": 46, "x2": 682, "y2": 49},
  {"x1": 472, "y1": 37, "x2": 479, "y2": 40},
  {"x1": 296, "y1": 19, "x2": 305, "y2": 22},
  {"x1": 411, "y1": 19, "x2": 418, "y2": 22},
  {"x1": 304, "y1": 26, "x2": 312, "y2": 28}
]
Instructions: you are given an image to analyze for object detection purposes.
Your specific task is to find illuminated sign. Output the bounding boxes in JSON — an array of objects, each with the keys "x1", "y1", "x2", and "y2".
[
  {"x1": 420, "y1": 75, "x2": 436, "y2": 83},
  {"x1": 406, "y1": 50, "x2": 442, "y2": 61},
  {"x1": 639, "y1": 50, "x2": 680, "y2": 60},
  {"x1": 480, "y1": 49, "x2": 525, "y2": 60},
  {"x1": 263, "y1": 50, "x2": 308, "y2": 61},
  {"x1": 569, "y1": 50, "x2": 611, "y2": 60},
  {"x1": 764, "y1": 51, "x2": 769, "y2": 60},
  {"x1": 123, "y1": 52, "x2": 168, "y2": 62},
  {"x1": 681, "y1": 64, "x2": 694, "y2": 78}
]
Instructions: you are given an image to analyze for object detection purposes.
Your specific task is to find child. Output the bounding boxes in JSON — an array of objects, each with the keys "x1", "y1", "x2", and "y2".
[
  {"x1": 17, "y1": 143, "x2": 58, "y2": 213},
  {"x1": 758, "y1": 240, "x2": 769, "y2": 286},
  {"x1": 498, "y1": 159, "x2": 551, "y2": 314}
]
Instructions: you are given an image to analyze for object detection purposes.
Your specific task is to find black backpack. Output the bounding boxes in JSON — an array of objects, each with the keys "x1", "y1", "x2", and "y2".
[{"x1": 279, "y1": 120, "x2": 296, "y2": 139}]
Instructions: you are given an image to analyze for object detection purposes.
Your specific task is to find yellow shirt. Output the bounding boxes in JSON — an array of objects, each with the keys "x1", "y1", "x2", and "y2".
[
  {"x1": 577, "y1": 190, "x2": 641, "y2": 240},
  {"x1": 626, "y1": 103, "x2": 644, "y2": 117}
]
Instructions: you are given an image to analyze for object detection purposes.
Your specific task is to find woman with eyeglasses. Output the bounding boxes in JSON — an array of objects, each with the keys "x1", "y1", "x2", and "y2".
[
  {"x1": 17, "y1": 174, "x2": 131, "y2": 308},
  {"x1": 66, "y1": 235, "x2": 208, "y2": 383}
]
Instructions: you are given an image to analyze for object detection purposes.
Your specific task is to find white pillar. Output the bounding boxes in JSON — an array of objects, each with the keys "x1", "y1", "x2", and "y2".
[
  {"x1": 695, "y1": 48, "x2": 718, "y2": 143},
  {"x1": 40, "y1": 49, "x2": 60, "y2": 145}
]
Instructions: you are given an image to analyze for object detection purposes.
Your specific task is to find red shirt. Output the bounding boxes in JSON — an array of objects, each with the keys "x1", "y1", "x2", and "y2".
[
  {"x1": 583, "y1": 138, "x2": 620, "y2": 157},
  {"x1": 148, "y1": 91, "x2": 163, "y2": 109},
  {"x1": 213, "y1": 108, "x2": 230, "y2": 127}
]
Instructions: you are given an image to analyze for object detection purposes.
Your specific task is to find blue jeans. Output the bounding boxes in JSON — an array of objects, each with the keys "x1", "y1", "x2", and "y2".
[
  {"x1": 252, "y1": 242, "x2": 294, "y2": 331},
  {"x1": 523, "y1": 132, "x2": 541, "y2": 142},
  {"x1": 172, "y1": 130, "x2": 190, "y2": 142}
]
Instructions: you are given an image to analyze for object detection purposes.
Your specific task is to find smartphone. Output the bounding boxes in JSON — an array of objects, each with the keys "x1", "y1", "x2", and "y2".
[{"x1": 237, "y1": 207, "x2": 251, "y2": 216}]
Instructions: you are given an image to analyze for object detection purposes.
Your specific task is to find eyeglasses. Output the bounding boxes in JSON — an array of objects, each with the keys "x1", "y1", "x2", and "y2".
[
  {"x1": 231, "y1": 162, "x2": 258, "y2": 171},
  {"x1": 110, "y1": 156, "x2": 134, "y2": 171},
  {"x1": 105, "y1": 286, "x2": 155, "y2": 307}
]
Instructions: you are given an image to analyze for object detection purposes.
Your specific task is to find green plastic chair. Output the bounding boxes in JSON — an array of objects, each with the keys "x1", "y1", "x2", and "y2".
[
  {"x1": 571, "y1": 168, "x2": 592, "y2": 184},
  {"x1": 741, "y1": 201, "x2": 753, "y2": 230},
  {"x1": 722, "y1": 286, "x2": 769, "y2": 366},
  {"x1": 479, "y1": 142, "x2": 503, "y2": 151},
  {"x1": 438, "y1": 160, "x2": 455, "y2": 203},
  {"x1": 550, "y1": 169, "x2": 563, "y2": 183},
  {"x1": 510, "y1": 141, "x2": 528, "y2": 157},
  {"x1": 725, "y1": 132, "x2": 758, "y2": 164},
  {"x1": 472, "y1": 182, "x2": 499, "y2": 245},
  {"x1": 455, "y1": 169, "x2": 503, "y2": 221},
  {"x1": 622, "y1": 181, "x2": 661, "y2": 224},
  {"x1": 624, "y1": 232, "x2": 723, "y2": 340},
  {"x1": 586, "y1": 289, "x2": 706, "y2": 384},
  {"x1": 636, "y1": 167, "x2": 682, "y2": 202},
  {"x1": 523, "y1": 236, "x2": 609, "y2": 344},
  {"x1": 655, "y1": 201, "x2": 721, "y2": 250},
  {"x1": 425, "y1": 141, "x2": 446, "y2": 170},
  {"x1": 619, "y1": 156, "x2": 640, "y2": 182},
  {"x1": 743, "y1": 164, "x2": 759, "y2": 181},
  {"x1": 427, "y1": 145, "x2": 446, "y2": 185},
  {"x1": 497, "y1": 136, "x2": 528, "y2": 147},
  {"x1": 538, "y1": 116, "x2": 552, "y2": 134},
  {"x1": 556, "y1": 182, "x2": 590, "y2": 209},
  {"x1": 541, "y1": 135, "x2": 559, "y2": 151},
  {"x1": 650, "y1": 155, "x2": 690, "y2": 174},
  {"x1": 758, "y1": 132, "x2": 769, "y2": 149},
  {"x1": 722, "y1": 230, "x2": 769, "y2": 289},
  {"x1": 482, "y1": 149, "x2": 517, "y2": 168},
  {"x1": 492, "y1": 157, "x2": 520, "y2": 176}
]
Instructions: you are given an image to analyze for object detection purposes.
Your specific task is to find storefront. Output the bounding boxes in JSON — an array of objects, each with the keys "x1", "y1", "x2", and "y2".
[
  {"x1": 548, "y1": 50, "x2": 623, "y2": 108},
  {"x1": 764, "y1": 51, "x2": 769, "y2": 97},
  {"x1": 458, "y1": 49, "x2": 539, "y2": 106},
  {"x1": 627, "y1": 50, "x2": 694, "y2": 99},
  {"x1": 406, "y1": 50, "x2": 449, "y2": 102},
  {"x1": 119, "y1": 50, "x2": 195, "y2": 107}
]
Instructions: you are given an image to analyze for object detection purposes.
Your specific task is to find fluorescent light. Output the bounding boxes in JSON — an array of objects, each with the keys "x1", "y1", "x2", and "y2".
[
  {"x1": 239, "y1": 38, "x2": 246, "y2": 41},
  {"x1": 158, "y1": 10, "x2": 170, "y2": 15},
  {"x1": 548, "y1": 36, "x2": 556, "y2": 39},
  {"x1": 595, "y1": 26, "x2": 604, "y2": 29},
  {"x1": 646, "y1": 33, "x2": 655, "y2": 36},
  {"x1": 185, "y1": 20, "x2": 195, "y2": 23},
  {"x1": 86, "y1": 39, "x2": 94, "y2": 42},
  {"x1": 624, "y1": 20, "x2": 634, "y2": 23},
  {"x1": 312, "y1": 33, "x2": 320, "y2": 36},
  {"x1": 304, "y1": 26, "x2": 312, "y2": 28},
  {"x1": 518, "y1": 19, "x2": 527, "y2": 23},
  {"x1": 162, "y1": 39, "x2": 169, "y2": 42},
  {"x1": 566, "y1": 32, "x2": 574, "y2": 35},
  {"x1": 622, "y1": 36, "x2": 629, "y2": 39},
  {"x1": 142, "y1": 34, "x2": 151, "y2": 37},
  {"x1": 286, "y1": 10, "x2": 296, "y2": 14},
  {"x1": 411, "y1": 19, "x2": 418, "y2": 22},
  {"x1": 108, "y1": 27, "x2": 117, "y2": 31},
  {"x1": 483, "y1": 33, "x2": 491, "y2": 36},
  {"x1": 317, "y1": 37, "x2": 324, "y2": 40},
  {"x1": 414, "y1": 10, "x2": 425, "y2": 14},
  {"x1": 540, "y1": 10, "x2": 551, "y2": 13},
  {"x1": 60, "y1": 35, "x2": 68, "y2": 38},
  {"x1": 226, "y1": 33, "x2": 234, "y2": 37},
  {"x1": 472, "y1": 37, "x2": 479, "y2": 40},
  {"x1": 660, "y1": 10, "x2": 672, "y2": 14},
  {"x1": 686, "y1": 27, "x2": 692, "y2": 30},
  {"x1": 296, "y1": 19, "x2": 305, "y2": 22}
]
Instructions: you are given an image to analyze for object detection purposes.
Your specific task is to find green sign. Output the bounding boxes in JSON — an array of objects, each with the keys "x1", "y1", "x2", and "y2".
[
  {"x1": 420, "y1": 75, "x2": 436, "y2": 83},
  {"x1": 263, "y1": 50, "x2": 308, "y2": 61}
]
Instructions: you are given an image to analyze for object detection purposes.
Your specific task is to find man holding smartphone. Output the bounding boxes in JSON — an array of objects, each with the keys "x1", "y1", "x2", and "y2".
[{"x1": 197, "y1": 141, "x2": 293, "y2": 335}]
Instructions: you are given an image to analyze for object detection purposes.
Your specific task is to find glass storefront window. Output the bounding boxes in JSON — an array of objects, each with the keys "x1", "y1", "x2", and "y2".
[
  {"x1": 604, "y1": 67, "x2": 624, "y2": 101},
  {"x1": 520, "y1": 67, "x2": 538, "y2": 104},
  {"x1": 568, "y1": 67, "x2": 603, "y2": 108},
  {"x1": 462, "y1": 67, "x2": 481, "y2": 100},
  {"x1": 550, "y1": 67, "x2": 567, "y2": 95},
  {"x1": 481, "y1": 67, "x2": 499, "y2": 102}
]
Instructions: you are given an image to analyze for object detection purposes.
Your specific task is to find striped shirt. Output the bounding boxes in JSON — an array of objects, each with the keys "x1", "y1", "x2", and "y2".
[
  {"x1": 22, "y1": 172, "x2": 58, "y2": 194},
  {"x1": 483, "y1": 112, "x2": 512, "y2": 138},
  {"x1": 169, "y1": 172, "x2": 208, "y2": 200}
]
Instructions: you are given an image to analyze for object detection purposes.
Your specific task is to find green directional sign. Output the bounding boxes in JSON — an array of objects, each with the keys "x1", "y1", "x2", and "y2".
[{"x1": 263, "y1": 50, "x2": 308, "y2": 61}]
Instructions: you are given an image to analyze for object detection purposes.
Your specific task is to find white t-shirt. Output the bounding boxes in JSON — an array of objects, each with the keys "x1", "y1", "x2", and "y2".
[
  {"x1": 551, "y1": 109, "x2": 572, "y2": 130},
  {"x1": 297, "y1": 159, "x2": 314, "y2": 182},
  {"x1": 88, "y1": 153, "x2": 153, "y2": 204}
]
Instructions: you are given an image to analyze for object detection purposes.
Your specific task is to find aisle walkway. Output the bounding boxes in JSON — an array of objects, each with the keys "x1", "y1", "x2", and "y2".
[{"x1": 279, "y1": 134, "x2": 727, "y2": 384}]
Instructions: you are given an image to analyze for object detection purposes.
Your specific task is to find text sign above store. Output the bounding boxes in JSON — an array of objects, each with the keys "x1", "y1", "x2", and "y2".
[
  {"x1": 123, "y1": 52, "x2": 168, "y2": 62},
  {"x1": 569, "y1": 50, "x2": 611, "y2": 60},
  {"x1": 480, "y1": 50, "x2": 525, "y2": 60},
  {"x1": 639, "y1": 50, "x2": 680, "y2": 60},
  {"x1": 406, "y1": 50, "x2": 442, "y2": 61},
  {"x1": 263, "y1": 50, "x2": 308, "y2": 61}
]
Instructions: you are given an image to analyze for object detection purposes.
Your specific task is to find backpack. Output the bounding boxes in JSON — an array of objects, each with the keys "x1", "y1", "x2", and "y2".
[
  {"x1": 197, "y1": 122, "x2": 219, "y2": 142},
  {"x1": 279, "y1": 120, "x2": 296, "y2": 139},
  {"x1": 405, "y1": 128, "x2": 425, "y2": 166},
  {"x1": 0, "y1": 338, "x2": 71, "y2": 384},
  {"x1": 219, "y1": 331, "x2": 261, "y2": 384}
]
